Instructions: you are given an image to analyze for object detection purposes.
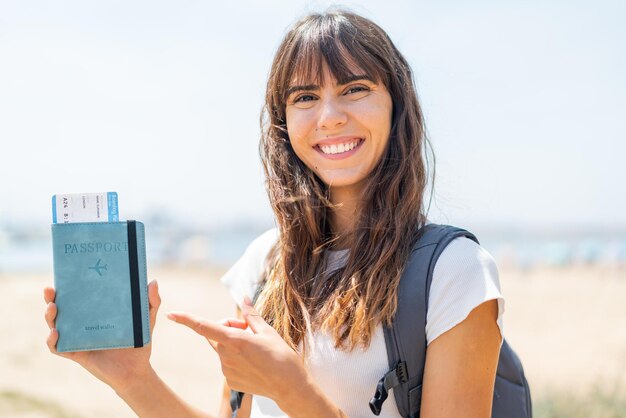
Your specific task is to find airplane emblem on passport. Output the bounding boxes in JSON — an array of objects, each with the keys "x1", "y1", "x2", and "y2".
[{"x1": 89, "y1": 259, "x2": 108, "y2": 276}]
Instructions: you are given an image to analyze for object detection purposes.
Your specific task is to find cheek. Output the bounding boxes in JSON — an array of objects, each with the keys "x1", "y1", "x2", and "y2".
[
  {"x1": 374, "y1": 96, "x2": 393, "y2": 141},
  {"x1": 286, "y1": 111, "x2": 316, "y2": 156},
  {"x1": 285, "y1": 108, "x2": 314, "y2": 137},
  {"x1": 290, "y1": 141, "x2": 309, "y2": 166},
  {"x1": 354, "y1": 101, "x2": 392, "y2": 142}
]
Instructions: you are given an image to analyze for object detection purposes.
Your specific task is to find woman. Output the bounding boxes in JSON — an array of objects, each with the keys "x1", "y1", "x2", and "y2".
[{"x1": 44, "y1": 9, "x2": 504, "y2": 418}]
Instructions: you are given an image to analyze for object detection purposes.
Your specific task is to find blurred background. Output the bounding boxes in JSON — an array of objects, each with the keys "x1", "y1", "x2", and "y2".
[{"x1": 1, "y1": 0, "x2": 625, "y2": 417}]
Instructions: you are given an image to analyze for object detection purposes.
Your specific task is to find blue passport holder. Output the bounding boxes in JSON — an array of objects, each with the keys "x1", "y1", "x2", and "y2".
[{"x1": 51, "y1": 221, "x2": 150, "y2": 352}]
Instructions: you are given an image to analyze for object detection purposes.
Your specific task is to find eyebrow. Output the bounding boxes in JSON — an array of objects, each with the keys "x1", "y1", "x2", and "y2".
[{"x1": 285, "y1": 74, "x2": 376, "y2": 98}]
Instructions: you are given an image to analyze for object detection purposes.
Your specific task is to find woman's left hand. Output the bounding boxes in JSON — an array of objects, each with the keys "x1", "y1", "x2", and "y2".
[{"x1": 166, "y1": 297, "x2": 308, "y2": 403}]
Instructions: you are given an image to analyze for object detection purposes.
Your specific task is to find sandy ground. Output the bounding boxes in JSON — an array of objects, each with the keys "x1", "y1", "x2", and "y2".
[{"x1": 1, "y1": 264, "x2": 625, "y2": 417}]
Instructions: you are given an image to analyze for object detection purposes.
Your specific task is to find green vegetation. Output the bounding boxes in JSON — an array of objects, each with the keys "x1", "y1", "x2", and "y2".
[{"x1": 535, "y1": 384, "x2": 626, "y2": 418}]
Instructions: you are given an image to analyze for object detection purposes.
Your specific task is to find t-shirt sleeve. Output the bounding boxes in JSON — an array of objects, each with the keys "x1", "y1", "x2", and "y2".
[
  {"x1": 426, "y1": 237, "x2": 505, "y2": 346},
  {"x1": 219, "y1": 228, "x2": 279, "y2": 308}
]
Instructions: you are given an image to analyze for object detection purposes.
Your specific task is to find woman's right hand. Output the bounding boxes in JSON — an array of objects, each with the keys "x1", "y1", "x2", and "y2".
[{"x1": 43, "y1": 280, "x2": 161, "y2": 393}]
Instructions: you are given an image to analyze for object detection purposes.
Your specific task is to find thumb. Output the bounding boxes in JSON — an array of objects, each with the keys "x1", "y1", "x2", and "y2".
[
  {"x1": 148, "y1": 280, "x2": 161, "y2": 336},
  {"x1": 241, "y1": 296, "x2": 270, "y2": 334}
]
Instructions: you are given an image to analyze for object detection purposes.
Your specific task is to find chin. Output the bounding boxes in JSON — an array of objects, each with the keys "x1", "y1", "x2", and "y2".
[
  {"x1": 321, "y1": 176, "x2": 366, "y2": 190},
  {"x1": 315, "y1": 168, "x2": 370, "y2": 190}
]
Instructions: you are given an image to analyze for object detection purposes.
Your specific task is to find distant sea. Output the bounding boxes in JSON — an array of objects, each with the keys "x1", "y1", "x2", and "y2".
[{"x1": 1, "y1": 222, "x2": 625, "y2": 274}]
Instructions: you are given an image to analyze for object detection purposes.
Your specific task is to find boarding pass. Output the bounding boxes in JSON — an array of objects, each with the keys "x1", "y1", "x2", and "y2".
[{"x1": 52, "y1": 192, "x2": 119, "y2": 224}]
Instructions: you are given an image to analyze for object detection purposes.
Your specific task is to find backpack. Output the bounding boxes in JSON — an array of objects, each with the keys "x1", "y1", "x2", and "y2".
[
  {"x1": 230, "y1": 224, "x2": 532, "y2": 417},
  {"x1": 368, "y1": 224, "x2": 532, "y2": 417}
]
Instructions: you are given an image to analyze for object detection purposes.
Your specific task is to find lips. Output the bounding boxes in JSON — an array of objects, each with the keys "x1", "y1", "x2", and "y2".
[
  {"x1": 313, "y1": 138, "x2": 365, "y2": 160},
  {"x1": 317, "y1": 139, "x2": 360, "y2": 155}
]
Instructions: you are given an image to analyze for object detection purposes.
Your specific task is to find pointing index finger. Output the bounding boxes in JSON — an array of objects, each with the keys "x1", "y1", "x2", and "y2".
[{"x1": 167, "y1": 311, "x2": 237, "y2": 345}]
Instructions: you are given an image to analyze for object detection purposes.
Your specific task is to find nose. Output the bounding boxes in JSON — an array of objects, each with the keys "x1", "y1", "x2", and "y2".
[{"x1": 316, "y1": 97, "x2": 347, "y2": 131}]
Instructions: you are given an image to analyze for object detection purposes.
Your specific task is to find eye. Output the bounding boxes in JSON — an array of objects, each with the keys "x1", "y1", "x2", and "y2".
[
  {"x1": 345, "y1": 85, "x2": 370, "y2": 95},
  {"x1": 293, "y1": 93, "x2": 317, "y2": 103}
]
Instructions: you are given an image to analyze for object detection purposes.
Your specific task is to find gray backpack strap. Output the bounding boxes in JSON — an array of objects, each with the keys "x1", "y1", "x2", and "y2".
[
  {"x1": 369, "y1": 224, "x2": 478, "y2": 417},
  {"x1": 229, "y1": 391, "x2": 244, "y2": 418}
]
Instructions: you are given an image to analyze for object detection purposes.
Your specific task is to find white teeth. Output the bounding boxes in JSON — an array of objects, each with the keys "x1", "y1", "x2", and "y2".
[{"x1": 319, "y1": 140, "x2": 360, "y2": 155}]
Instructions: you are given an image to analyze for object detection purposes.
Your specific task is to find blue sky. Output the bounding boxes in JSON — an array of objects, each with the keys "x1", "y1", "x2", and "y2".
[{"x1": 1, "y1": 0, "x2": 624, "y2": 230}]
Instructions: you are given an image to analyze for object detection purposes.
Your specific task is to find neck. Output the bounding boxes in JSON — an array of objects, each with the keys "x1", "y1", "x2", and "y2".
[{"x1": 328, "y1": 184, "x2": 362, "y2": 249}]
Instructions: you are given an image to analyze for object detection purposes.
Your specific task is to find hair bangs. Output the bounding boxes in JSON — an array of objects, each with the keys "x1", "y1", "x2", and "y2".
[{"x1": 282, "y1": 14, "x2": 388, "y2": 102}]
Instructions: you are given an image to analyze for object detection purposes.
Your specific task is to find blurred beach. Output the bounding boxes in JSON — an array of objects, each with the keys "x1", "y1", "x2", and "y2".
[{"x1": 1, "y1": 223, "x2": 626, "y2": 417}]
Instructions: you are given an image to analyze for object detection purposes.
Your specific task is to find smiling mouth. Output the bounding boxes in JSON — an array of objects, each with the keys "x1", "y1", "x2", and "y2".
[{"x1": 315, "y1": 138, "x2": 364, "y2": 155}]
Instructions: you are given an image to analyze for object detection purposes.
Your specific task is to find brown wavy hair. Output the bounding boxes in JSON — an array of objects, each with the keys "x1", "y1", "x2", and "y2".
[{"x1": 258, "y1": 9, "x2": 433, "y2": 352}]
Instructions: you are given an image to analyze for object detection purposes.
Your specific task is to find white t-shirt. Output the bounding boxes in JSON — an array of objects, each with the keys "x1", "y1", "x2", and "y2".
[{"x1": 220, "y1": 228, "x2": 505, "y2": 418}]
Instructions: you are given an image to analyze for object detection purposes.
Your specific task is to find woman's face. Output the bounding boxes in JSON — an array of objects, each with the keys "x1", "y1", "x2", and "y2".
[{"x1": 285, "y1": 63, "x2": 393, "y2": 195}]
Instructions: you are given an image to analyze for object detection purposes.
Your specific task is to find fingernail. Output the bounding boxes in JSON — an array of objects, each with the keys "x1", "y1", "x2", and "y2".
[{"x1": 243, "y1": 296, "x2": 253, "y2": 306}]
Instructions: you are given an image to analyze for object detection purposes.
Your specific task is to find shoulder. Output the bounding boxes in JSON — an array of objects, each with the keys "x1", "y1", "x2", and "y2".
[
  {"x1": 219, "y1": 227, "x2": 279, "y2": 307},
  {"x1": 426, "y1": 236, "x2": 505, "y2": 345},
  {"x1": 435, "y1": 236, "x2": 499, "y2": 280}
]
